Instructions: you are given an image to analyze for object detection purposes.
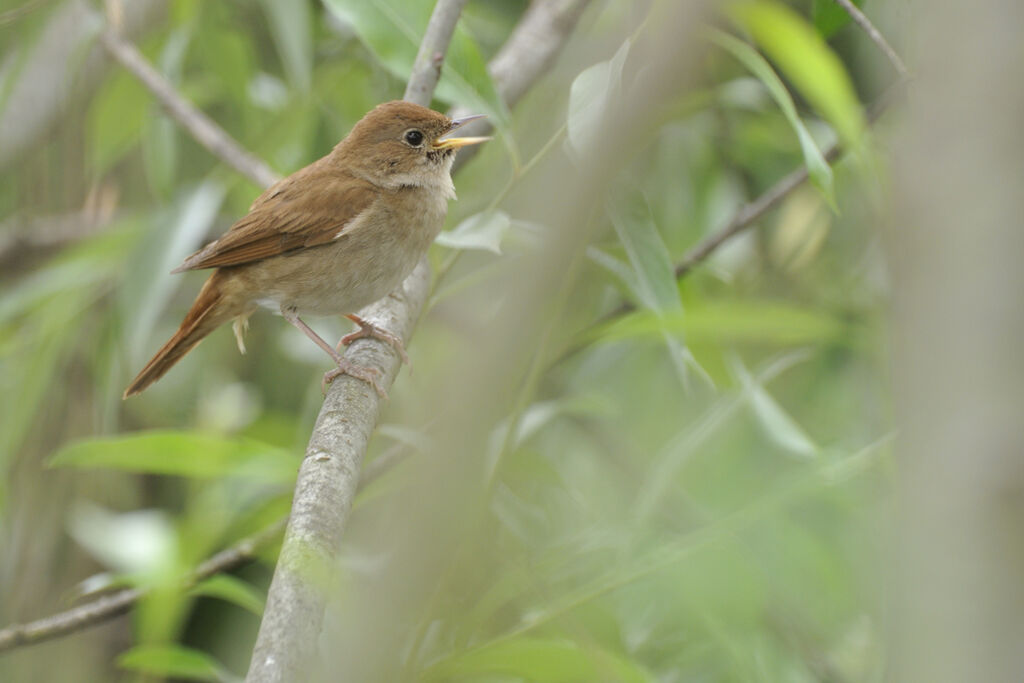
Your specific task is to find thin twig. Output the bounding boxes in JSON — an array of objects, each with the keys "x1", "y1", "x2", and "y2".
[
  {"x1": 99, "y1": 29, "x2": 281, "y2": 189},
  {"x1": 832, "y1": 0, "x2": 908, "y2": 78},
  {"x1": 0, "y1": 443, "x2": 412, "y2": 655},
  {"x1": 404, "y1": 0, "x2": 470, "y2": 104},
  {"x1": 0, "y1": 0, "x2": 48, "y2": 26}
]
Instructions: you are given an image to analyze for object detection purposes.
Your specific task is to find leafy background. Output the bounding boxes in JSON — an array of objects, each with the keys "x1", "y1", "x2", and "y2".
[{"x1": 1, "y1": 0, "x2": 898, "y2": 680}]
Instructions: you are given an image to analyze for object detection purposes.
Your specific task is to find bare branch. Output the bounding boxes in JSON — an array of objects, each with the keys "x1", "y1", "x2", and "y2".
[
  {"x1": 0, "y1": 439, "x2": 412, "y2": 654},
  {"x1": 0, "y1": 0, "x2": 167, "y2": 170},
  {"x1": 832, "y1": 0, "x2": 908, "y2": 78},
  {"x1": 404, "y1": 0, "x2": 470, "y2": 105},
  {"x1": 247, "y1": 0, "x2": 595, "y2": 678},
  {"x1": 99, "y1": 29, "x2": 281, "y2": 189},
  {"x1": 674, "y1": 85, "x2": 899, "y2": 279}
]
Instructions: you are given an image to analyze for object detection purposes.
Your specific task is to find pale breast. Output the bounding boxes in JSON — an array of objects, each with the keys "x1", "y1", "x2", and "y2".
[{"x1": 241, "y1": 184, "x2": 448, "y2": 316}]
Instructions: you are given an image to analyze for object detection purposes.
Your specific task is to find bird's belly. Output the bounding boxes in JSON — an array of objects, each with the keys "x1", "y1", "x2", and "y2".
[{"x1": 245, "y1": 196, "x2": 442, "y2": 316}]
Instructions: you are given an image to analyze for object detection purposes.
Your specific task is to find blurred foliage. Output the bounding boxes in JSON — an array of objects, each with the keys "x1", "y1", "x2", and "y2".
[{"x1": 0, "y1": 0, "x2": 894, "y2": 680}]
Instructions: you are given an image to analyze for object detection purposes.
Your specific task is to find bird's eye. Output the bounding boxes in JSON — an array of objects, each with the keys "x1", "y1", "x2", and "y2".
[{"x1": 404, "y1": 130, "x2": 424, "y2": 147}]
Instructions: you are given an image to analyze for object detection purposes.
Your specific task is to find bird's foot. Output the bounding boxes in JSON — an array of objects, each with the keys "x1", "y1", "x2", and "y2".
[
  {"x1": 322, "y1": 359, "x2": 388, "y2": 399},
  {"x1": 339, "y1": 314, "x2": 410, "y2": 366}
]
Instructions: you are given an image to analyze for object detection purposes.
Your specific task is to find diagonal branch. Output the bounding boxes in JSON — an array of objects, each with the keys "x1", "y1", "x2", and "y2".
[
  {"x1": 832, "y1": 0, "x2": 908, "y2": 77},
  {"x1": 244, "y1": 1, "x2": 591, "y2": 681},
  {"x1": 99, "y1": 29, "x2": 281, "y2": 188},
  {"x1": 0, "y1": 446, "x2": 406, "y2": 654}
]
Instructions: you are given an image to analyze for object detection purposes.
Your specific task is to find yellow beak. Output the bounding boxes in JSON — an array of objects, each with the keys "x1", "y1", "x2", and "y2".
[
  {"x1": 433, "y1": 136, "x2": 491, "y2": 150},
  {"x1": 433, "y1": 113, "x2": 490, "y2": 150}
]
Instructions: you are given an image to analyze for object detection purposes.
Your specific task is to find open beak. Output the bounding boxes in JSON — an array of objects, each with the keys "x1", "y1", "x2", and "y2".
[{"x1": 433, "y1": 114, "x2": 491, "y2": 150}]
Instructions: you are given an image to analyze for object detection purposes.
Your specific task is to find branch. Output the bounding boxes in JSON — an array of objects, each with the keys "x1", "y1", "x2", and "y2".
[
  {"x1": 0, "y1": 444, "x2": 410, "y2": 654},
  {"x1": 404, "y1": 0, "x2": 470, "y2": 104},
  {"x1": 832, "y1": 0, "x2": 908, "y2": 78},
  {"x1": 449, "y1": 0, "x2": 591, "y2": 172},
  {"x1": 0, "y1": 0, "x2": 167, "y2": 170},
  {"x1": 675, "y1": 84, "x2": 899, "y2": 279},
  {"x1": 99, "y1": 29, "x2": 281, "y2": 189},
  {"x1": 245, "y1": 1, "x2": 592, "y2": 679}
]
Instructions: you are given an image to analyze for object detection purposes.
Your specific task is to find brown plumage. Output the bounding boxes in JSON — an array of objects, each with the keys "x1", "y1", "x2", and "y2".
[{"x1": 123, "y1": 101, "x2": 488, "y2": 398}]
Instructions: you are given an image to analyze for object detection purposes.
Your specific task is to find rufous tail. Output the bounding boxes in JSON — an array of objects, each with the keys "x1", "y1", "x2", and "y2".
[{"x1": 123, "y1": 271, "x2": 235, "y2": 398}]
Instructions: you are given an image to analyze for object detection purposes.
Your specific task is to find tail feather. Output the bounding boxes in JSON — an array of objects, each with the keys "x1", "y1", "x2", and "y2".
[{"x1": 123, "y1": 272, "x2": 234, "y2": 398}]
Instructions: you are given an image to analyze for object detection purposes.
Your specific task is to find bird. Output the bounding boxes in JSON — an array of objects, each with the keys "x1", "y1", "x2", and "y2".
[{"x1": 123, "y1": 100, "x2": 488, "y2": 399}]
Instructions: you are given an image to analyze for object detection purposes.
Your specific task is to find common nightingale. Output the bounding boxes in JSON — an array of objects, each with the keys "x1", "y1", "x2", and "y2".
[{"x1": 124, "y1": 101, "x2": 488, "y2": 399}]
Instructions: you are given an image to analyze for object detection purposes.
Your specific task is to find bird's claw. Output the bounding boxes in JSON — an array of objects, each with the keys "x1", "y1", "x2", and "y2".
[
  {"x1": 338, "y1": 316, "x2": 410, "y2": 366},
  {"x1": 321, "y1": 361, "x2": 387, "y2": 399}
]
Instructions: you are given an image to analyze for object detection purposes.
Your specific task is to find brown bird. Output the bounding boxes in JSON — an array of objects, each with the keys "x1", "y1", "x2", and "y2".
[{"x1": 123, "y1": 101, "x2": 488, "y2": 399}]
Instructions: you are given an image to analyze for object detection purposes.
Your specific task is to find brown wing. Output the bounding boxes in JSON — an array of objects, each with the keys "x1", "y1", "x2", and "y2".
[{"x1": 172, "y1": 164, "x2": 378, "y2": 272}]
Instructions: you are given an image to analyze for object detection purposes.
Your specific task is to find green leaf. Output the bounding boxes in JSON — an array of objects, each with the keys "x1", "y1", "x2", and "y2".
[
  {"x1": 597, "y1": 300, "x2": 850, "y2": 347},
  {"x1": 122, "y1": 180, "x2": 226, "y2": 362},
  {"x1": 606, "y1": 194, "x2": 680, "y2": 313},
  {"x1": 49, "y1": 430, "x2": 297, "y2": 482},
  {"x1": 425, "y1": 637, "x2": 652, "y2": 683},
  {"x1": 322, "y1": 0, "x2": 510, "y2": 132},
  {"x1": 728, "y1": 0, "x2": 865, "y2": 152},
  {"x1": 813, "y1": 0, "x2": 864, "y2": 37},
  {"x1": 567, "y1": 39, "x2": 630, "y2": 157},
  {"x1": 258, "y1": 0, "x2": 313, "y2": 92},
  {"x1": 117, "y1": 644, "x2": 227, "y2": 681},
  {"x1": 190, "y1": 574, "x2": 265, "y2": 615},
  {"x1": 88, "y1": 69, "x2": 151, "y2": 174},
  {"x1": 712, "y1": 30, "x2": 835, "y2": 208},
  {"x1": 731, "y1": 357, "x2": 819, "y2": 457},
  {"x1": 435, "y1": 209, "x2": 510, "y2": 253}
]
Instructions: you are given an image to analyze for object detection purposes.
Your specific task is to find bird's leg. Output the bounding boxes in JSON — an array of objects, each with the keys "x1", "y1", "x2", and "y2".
[
  {"x1": 281, "y1": 307, "x2": 387, "y2": 399},
  {"x1": 338, "y1": 313, "x2": 410, "y2": 366}
]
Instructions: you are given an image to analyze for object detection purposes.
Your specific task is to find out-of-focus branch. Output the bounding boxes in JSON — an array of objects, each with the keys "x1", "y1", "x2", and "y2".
[
  {"x1": 0, "y1": 0, "x2": 167, "y2": 170},
  {"x1": 99, "y1": 29, "x2": 280, "y2": 189},
  {"x1": 0, "y1": 443, "x2": 411, "y2": 654},
  {"x1": 0, "y1": 522, "x2": 283, "y2": 653},
  {"x1": 832, "y1": 0, "x2": 908, "y2": 78},
  {"x1": 674, "y1": 85, "x2": 898, "y2": 279},
  {"x1": 404, "y1": 0, "x2": 469, "y2": 104}
]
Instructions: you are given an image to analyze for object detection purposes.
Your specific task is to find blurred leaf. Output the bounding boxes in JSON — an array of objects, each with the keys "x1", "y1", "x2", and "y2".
[
  {"x1": 88, "y1": 69, "x2": 150, "y2": 174},
  {"x1": 567, "y1": 39, "x2": 630, "y2": 157},
  {"x1": 435, "y1": 209, "x2": 510, "y2": 253},
  {"x1": 195, "y1": 21, "x2": 254, "y2": 106},
  {"x1": 712, "y1": 30, "x2": 835, "y2": 208},
  {"x1": 49, "y1": 430, "x2": 297, "y2": 482},
  {"x1": 123, "y1": 180, "x2": 226, "y2": 361},
  {"x1": 813, "y1": 0, "x2": 863, "y2": 37},
  {"x1": 598, "y1": 300, "x2": 850, "y2": 347},
  {"x1": 732, "y1": 357, "x2": 819, "y2": 458},
  {"x1": 142, "y1": 114, "x2": 179, "y2": 198},
  {"x1": 68, "y1": 503, "x2": 176, "y2": 574},
  {"x1": 258, "y1": 0, "x2": 313, "y2": 92},
  {"x1": 729, "y1": 0, "x2": 865, "y2": 151},
  {"x1": 426, "y1": 637, "x2": 652, "y2": 683},
  {"x1": 606, "y1": 194, "x2": 680, "y2": 312},
  {"x1": 117, "y1": 644, "x2": 227, "y2": 681},
  {"x1": 190, "y1": 574, "x2": 265, "y2": 616}
]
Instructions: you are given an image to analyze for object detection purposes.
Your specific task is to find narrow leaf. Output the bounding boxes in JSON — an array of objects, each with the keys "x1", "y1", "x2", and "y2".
[
  {"x1": 49, "y1": 430, "x2": 296, "y2": 482},
  {"x1": 190, "y1": 574, "x2": 265, "y2": 615},
  {"x1": 712, "y1": 29, "x2": 835, "y2": 207},
  {"x1": 435, "y1": 210, "x2": 510, "y2": 253},
  {"x1": 117, "y1": 644, "x2": 226, "y2": 681},
  {"x1": 729, "y1": 0, "x2": 865, "y2": 151}
]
